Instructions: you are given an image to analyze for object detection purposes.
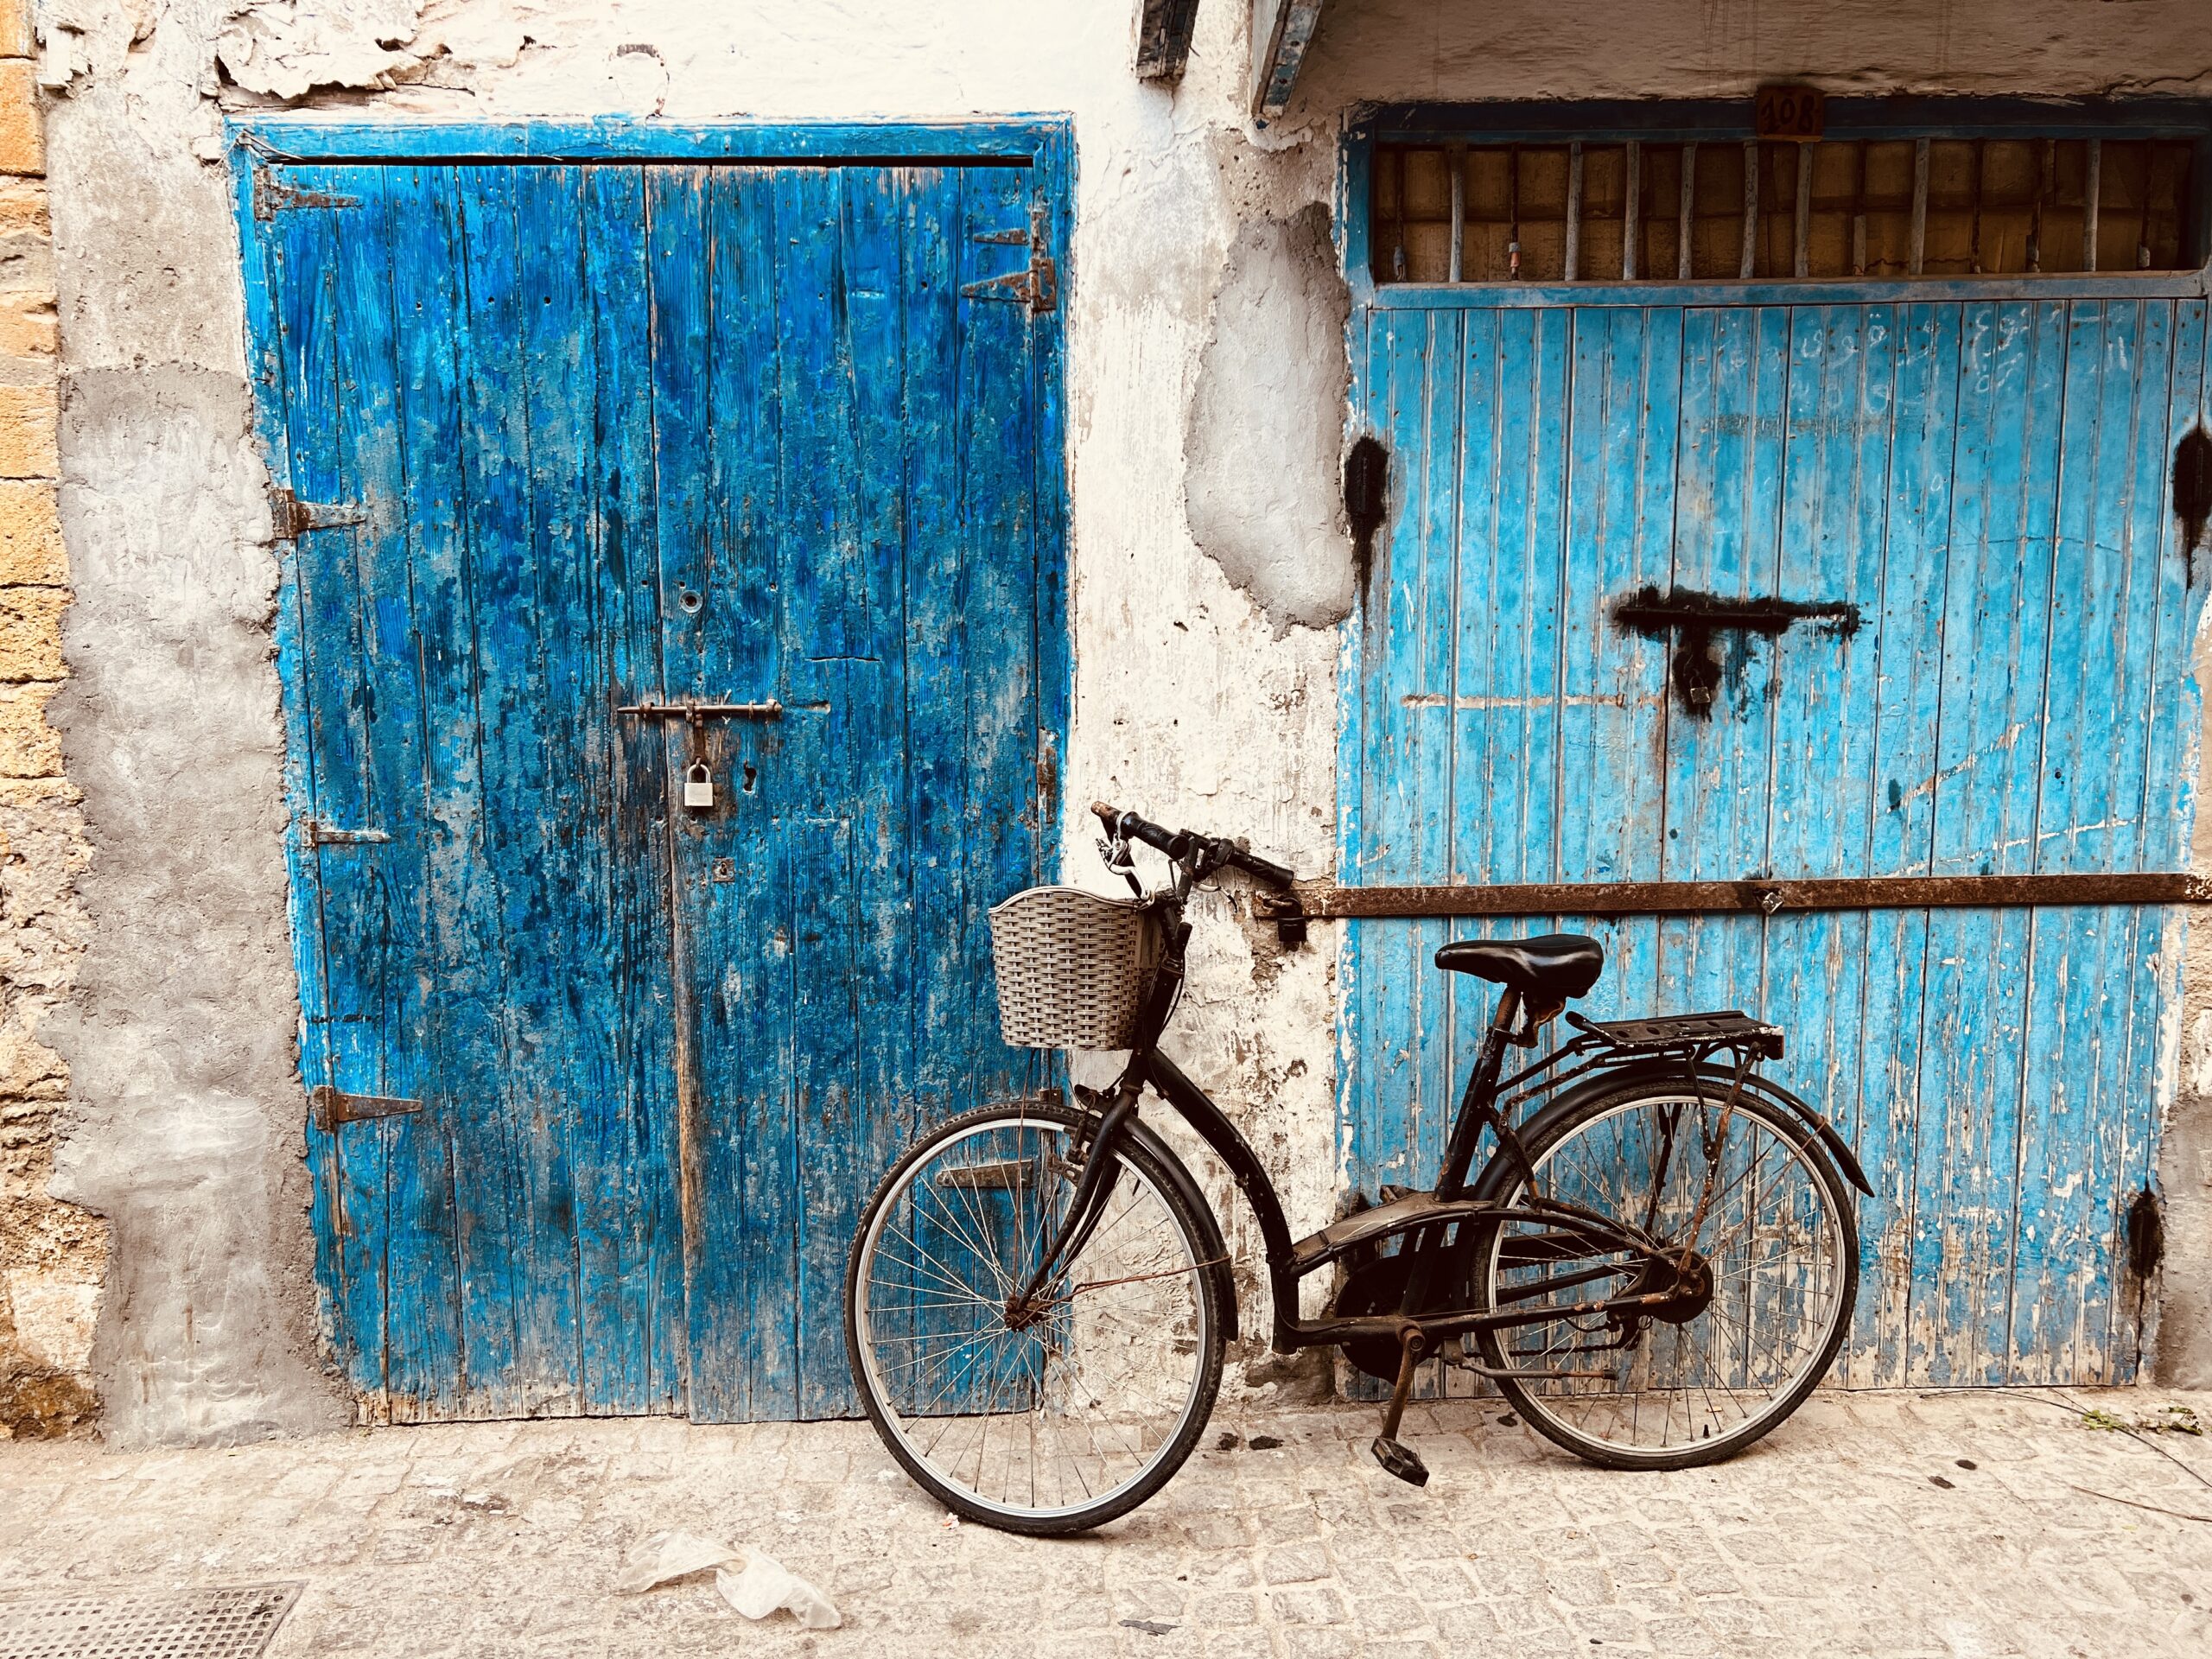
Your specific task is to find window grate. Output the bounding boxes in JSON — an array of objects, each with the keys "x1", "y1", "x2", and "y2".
[
  {"x1": 1371, "y1": 136, "x2": 2198, "y2": 285},
  {"x1": 0, "y1": 1583, "x2": 302, "y2": 1659}
]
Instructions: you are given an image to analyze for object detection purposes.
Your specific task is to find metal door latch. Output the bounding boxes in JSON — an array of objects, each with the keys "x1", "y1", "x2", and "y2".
[
  {"x1": 615, "y1": 699, "x2": 785, "y2": 721},
  {"x1": 310, "y1": 1084, "x2": 423, "y2": 1131},
  {"x1": 1611, "y1": 586, "x2": 1860, "y2": 717},
  {"x1": 269, "y1": 486, "x2": 366, "y2": 540},
  {"x1": 962, "y1": 201, "x2": 1058, "y2": 315}
]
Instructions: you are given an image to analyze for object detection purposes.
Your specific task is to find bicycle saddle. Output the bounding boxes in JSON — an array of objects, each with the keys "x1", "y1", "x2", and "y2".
[{"x1": 1434, "y1": 933, "x2": 1604, "y2": 1001}]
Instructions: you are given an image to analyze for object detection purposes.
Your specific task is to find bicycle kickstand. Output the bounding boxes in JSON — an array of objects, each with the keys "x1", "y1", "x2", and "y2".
[{"x1": 1370, "y1": 1326, "x2": 1430, "y2": 1488}]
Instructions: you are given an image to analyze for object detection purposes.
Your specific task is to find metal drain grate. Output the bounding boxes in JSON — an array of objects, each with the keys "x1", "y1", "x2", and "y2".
[{"x1": 0, "y1": 1583, "x2": 302, "y2": 1659}]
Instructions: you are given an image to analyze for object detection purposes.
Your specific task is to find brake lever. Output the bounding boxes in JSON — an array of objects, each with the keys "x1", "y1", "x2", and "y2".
[{"x1": 1097, "y1": 835, "x2": 1143, "y2": 898}]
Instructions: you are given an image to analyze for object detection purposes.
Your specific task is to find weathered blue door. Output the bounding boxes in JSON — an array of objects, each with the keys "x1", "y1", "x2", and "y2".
[
  {"x1": 239, "y1": 130, "x2": 1069, "y2": 1421},
  {"x1": 1345, "y1": 290, "x2": 2208, "y2": 1387}
]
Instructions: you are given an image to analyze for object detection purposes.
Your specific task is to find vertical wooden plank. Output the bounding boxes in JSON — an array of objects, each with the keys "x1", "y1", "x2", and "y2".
[
  {"x1": 369, "y1": 162, "x2": 470, "y2": 1418},
  {"x1": 1623, "y1": 142, "x2": 1641, "y2": 281},
  {"x1": 766, "y1": 162, "x2": 855, "y2": 1419},
  {"x1": 2083, "y1": 141, "x2": 2102, "y2": 273},
  {"x1": 901, "y1": 162, "x2": 976, "y2": 1142},
  {"x1": 834, "y1": 164, "x2": 939, "y2": 1413},
  {"x1": 269, "y1": 166, "x2": 384, "y2": 1401},
  {"x1": 1556, "y1": 306, "x2": 1674, "y2": 893},
  {"x1": 450, "y1": 162, "x2": 582, "y2": 1412},
  {"x1": 1362, "y1": 310, "x2": 1451, "y2": 1186},
  {"x1": 2114, "y1": 303, "x2": 2210, "y2": 1377},
  {"x1": 1910, "y1": 140, "x2": 1930, "y2": 276},
  {"x1": 1740, "y1": 141, "x2": 1759, "y2": 279},
  {"x1": 398, "y1": 162, "x2": 521, "y2": 1411},
  {"x1": 789, "y1": 815, "x2": 862, "y2": 1417},
  {"x1": 513, "y1": 162, "x2": 678, "y2": 1414},
  {"x1": 1564, "y1": 143, "x2": 1582, "y2": 283},
  {"x1": 578, "y1": 161, "x2": 685, "y2": 1413},
  {"x1": 949, "y1": 162, "x2": 1050, "y2": 1118},
  {"x1": 1677, "y1": 145, "x2": 1696, "y2": 280},
  {"x1": 1846, "y1": 302, "x2": 1960, "y2": 1384},
  {"x1": 2013, "y1": 300, "x2": 2180, "y2": 1382},
  {"x1": 1658, "y1": 304, "x2": 1789, "y2": 1031},
  {"x1": 1758, "y1": 302, "x2": 1897, "y2": 1362},
  {"x1": 664, "y1": 162, "x2": 797, "y2": 1421},
  {"x1": 1903, "y1": 299, "x2": 2064, "y2": 1384}
]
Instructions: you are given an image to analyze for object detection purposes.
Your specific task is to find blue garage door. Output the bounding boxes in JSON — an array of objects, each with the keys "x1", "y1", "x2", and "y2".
[
  {"x1": 1342, "y1": 121, "x2": 2210, "y2": 1388},
  {"x1": 238, "y1": 131, "x2": 1069, "y2": 1421}
]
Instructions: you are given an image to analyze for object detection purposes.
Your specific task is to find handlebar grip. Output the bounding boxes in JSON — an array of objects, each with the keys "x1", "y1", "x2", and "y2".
[{"x1": 1232, "y1": 848, "x2": 1298, "y2": 890}]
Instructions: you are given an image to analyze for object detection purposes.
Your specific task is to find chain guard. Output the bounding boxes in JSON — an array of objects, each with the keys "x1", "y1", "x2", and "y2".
[{"x1": 1328, "y1": 1245, "x2": 1478, "y2": 1382}]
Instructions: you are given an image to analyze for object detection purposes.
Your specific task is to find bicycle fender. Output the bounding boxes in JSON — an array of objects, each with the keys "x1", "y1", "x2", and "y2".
[
  {"x1": 1123, "y1": 1111, "x2": 1241, "y2": 1342},
  {"x1": 1473, "y1": 1059, "x2": 1872, "y2": 1200}
]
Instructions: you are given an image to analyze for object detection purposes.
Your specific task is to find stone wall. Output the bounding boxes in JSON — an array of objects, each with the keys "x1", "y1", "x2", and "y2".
[{"x1": 0, "y1": 0, "x2": 98, "y2": 1440}]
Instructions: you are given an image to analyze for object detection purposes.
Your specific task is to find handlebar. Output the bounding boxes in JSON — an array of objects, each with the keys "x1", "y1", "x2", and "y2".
[{"x1": 1090, "y1": 801, "x2": 1298, "y2": 891}]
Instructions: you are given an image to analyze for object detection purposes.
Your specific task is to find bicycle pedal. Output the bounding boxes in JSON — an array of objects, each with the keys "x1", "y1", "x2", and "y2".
[{"x1": 1370, "y1": 1435, "x2": 1429, "y2": 1488}]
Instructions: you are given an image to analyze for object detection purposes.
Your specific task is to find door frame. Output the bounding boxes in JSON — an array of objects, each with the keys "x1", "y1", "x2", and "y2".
[{"x1": 226, "y1": 116, "x2": 1077, "y2": 1414}]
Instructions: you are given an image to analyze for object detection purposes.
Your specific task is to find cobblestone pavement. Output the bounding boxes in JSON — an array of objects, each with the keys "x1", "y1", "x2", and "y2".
[{"x1": 2, "y1": 1390, "x2": 2208, "y2": 1657}]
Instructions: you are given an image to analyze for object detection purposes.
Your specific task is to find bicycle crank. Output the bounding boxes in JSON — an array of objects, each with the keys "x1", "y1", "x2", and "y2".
[{"x1": 1370, "y1": 1327, "x2": 1431, "y2": 1488}]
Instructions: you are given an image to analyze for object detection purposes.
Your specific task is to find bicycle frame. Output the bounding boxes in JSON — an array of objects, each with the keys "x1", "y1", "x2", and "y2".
[{"x1": 1012, "y1": 890, "x2": 1700, "y2": 1363}]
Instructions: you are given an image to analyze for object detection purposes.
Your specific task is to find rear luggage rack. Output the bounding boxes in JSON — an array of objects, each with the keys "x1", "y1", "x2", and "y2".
[{"x1": 1566, "y1": 1009, "x2": 1784, "y2": 1061}]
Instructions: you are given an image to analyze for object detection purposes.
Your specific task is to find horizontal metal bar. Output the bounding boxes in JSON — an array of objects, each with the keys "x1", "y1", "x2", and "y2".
[
  {"x1": 614, "y1": 700, "x2": 784, "y2": 719},
  {"x1": 1259, "y1": 873, "x2": 2212, "y2": 920}
]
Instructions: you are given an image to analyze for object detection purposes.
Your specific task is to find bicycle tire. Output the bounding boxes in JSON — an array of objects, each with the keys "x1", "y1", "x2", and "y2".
[
  {"x1": 1471, "y1": 1076, "x2": 1859, "y2": 1471},
  {"x1": 844, "y1": 1098, "x2": 1227, "y2": 1535}
]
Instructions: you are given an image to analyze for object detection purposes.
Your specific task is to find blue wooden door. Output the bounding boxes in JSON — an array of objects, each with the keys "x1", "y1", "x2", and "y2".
[
  {"x1": 1345, "y1": 296, "x2": 2207, "y2": 1386},
  {"x1": 244, "y1": 146, "x2": 1066, "y2": 1421}
]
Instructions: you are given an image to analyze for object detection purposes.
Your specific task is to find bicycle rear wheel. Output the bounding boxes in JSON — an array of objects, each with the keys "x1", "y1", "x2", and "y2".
[
  {"x1": 844, "y1": 1098, "x2": 1225, "y2": 1534},
  {"x1": 1474, "y1": 1078, "x2": 1858, "y2": 1469}
]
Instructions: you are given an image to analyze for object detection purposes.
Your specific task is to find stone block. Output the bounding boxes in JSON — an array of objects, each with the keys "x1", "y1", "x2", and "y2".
[
  {"x1": 0, "y1": 182, "x2": 41, "y2": 238},
  {"x1": 0, "y1": 482, "x2": 60, "y2": 584},
  {"x1": 0, "y1": 63, "x2": 35, "y2": 178},
  {"x1": 0, "y1": 380, "x2": 53, "y2": 476},
  {"x1": 0, "y1": 587, "x2": 63, "y2": 679},
  {"x1": 0, "y1": 290, "x2": 52, "y2": 361},
  {"x1": 0, "y1": 0, "x2": 25, "y2": 62},
  {"x1": 0, "y1": 680, "x2": 58, "y2": 775}
]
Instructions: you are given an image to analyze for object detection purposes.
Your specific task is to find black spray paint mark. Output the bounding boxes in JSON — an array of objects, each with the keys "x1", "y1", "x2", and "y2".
[
  {"x1": 1612, "y1": 586, "x2": 1862, "y2": 719},
  {"x1": 2174, "y1": 426, "x2": 2212, "y2": 582},
  {"x1": 1344, "y1": 435, "x2": 1388, "y2": 595}
]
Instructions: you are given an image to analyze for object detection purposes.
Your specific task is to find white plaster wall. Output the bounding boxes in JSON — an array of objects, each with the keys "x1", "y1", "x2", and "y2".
[{"x1": 33, "y1": 0, "x2": 2212, "y2": 1436}]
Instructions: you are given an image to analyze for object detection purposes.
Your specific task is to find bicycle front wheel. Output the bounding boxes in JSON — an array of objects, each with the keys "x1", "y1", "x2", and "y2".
[
  {"x1": 1475, "y1": 1078, "x2": 1858, "y2": 1469},
  {"x1": 844, "y1": 1099, "x2": 1226, "y2": 1534}
]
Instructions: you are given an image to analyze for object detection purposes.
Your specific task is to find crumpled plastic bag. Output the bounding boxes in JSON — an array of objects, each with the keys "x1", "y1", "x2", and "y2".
[
  {"x1": 615, "y1": 1529, "x2": 842, "y2": 1629},
  {"x1": 717, "y1": 1551, "x2": 841, "y2": 1628}
]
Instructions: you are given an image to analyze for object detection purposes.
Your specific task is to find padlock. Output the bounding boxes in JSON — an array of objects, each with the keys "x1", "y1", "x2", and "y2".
[{"x1": 683, "y1": 760, "x2": 715, "y2": 810}]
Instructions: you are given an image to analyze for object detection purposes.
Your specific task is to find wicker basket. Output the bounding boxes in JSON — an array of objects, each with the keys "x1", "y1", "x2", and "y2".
[{"x1": 988, "y1": 886, "x2": 1163, "y2": 1050}]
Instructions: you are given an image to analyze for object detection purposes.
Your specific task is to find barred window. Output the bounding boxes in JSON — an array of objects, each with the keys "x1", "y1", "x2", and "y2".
[{"x1": 1370, "y1": 137, "x2": 2199, "y2": 285}]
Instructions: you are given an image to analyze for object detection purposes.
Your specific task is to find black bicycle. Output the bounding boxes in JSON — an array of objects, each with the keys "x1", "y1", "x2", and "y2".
[{"x1": 845, "y1": 804, "x2": 1866, "y2": 1534}]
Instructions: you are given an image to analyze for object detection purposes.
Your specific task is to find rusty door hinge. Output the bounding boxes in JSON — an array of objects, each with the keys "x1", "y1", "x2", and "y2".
[
  {"x1": 310, "y1": 1085, "x2": 423, "y2": 1131},
  {"x1": 269, "y1": 486, "x2": 366, "y2": 540},
  {"x1": 962, "y1": 201, "x2": 1058, "y2": 315},
  {"x1": 301, "y1": 819, "x2": 391, "y2": 846},
  {"x1": 252, "y1": 168, "x2": 359, "y2": 221}
]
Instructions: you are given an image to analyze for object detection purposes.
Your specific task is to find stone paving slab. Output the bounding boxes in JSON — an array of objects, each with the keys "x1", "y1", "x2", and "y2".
[{"x1": 2, "y1": 1390, "x2": 2208, "y2": 1657}]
